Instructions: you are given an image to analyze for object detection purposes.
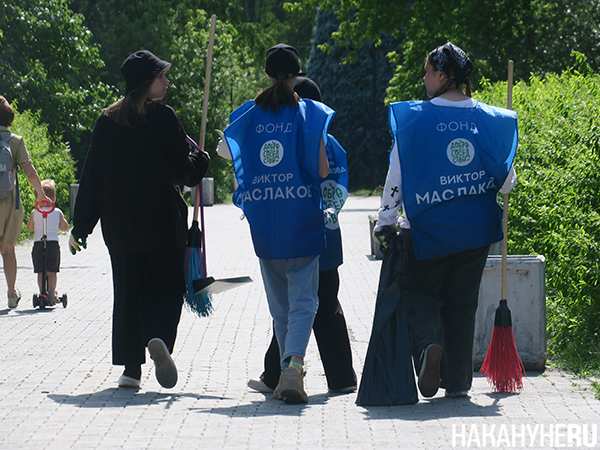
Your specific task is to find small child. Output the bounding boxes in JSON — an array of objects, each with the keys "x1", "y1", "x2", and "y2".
[{"x1": 27, "y1": 180, "x2": 68, "y2": 303}]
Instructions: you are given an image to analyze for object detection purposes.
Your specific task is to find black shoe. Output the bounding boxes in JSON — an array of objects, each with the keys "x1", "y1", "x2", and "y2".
[{"x1": 418, "y1": 344, "x2": 442, "y2": 397}]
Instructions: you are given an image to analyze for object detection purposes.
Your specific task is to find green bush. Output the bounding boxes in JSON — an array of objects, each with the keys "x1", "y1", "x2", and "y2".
[
  {"x1": 11, "y1": 108, "x2": 76, "y2": 236},
  {"x1": 475, "y1": 61, "x2": 600, "y2": 373}
]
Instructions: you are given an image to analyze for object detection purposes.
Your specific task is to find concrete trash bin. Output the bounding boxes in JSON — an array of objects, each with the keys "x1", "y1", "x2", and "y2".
[
  {"x1": 368, "y1": 214, "x2": 384, "y2": 260},
  {"x1": 69, "y1": 183, "x2": 79, "y2": 219},
  {"x1": 190, "y1": 178, "x2": 214, "y2": 207},
  {"x1": 474, "y1": 255, "x2": 547, "y2": 371}
]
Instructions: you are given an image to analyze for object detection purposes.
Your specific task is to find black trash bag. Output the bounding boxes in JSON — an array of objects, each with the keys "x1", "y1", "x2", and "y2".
[{"x1": 356, "y1": 229, "x2": 418, "y2": 406}]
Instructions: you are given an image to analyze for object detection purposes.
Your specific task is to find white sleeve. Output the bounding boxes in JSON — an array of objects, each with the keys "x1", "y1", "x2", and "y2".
[
  {"x1": 216, "y1": 139, "x2": 232, "y2": 160},
  {"x1": 499, "y1": 164, "x2": 517, "y2": 194},
  {"x1": 374, "y1": 141, "x2": 403, "y2": 231}
]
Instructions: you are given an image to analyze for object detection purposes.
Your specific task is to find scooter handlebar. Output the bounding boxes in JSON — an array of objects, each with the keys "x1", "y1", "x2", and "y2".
[{"x1": 35, "y1": 200, "x2": 55, "y2": 217}]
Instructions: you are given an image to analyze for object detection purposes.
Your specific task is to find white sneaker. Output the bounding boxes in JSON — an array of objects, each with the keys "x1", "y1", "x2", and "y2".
[
  {"x1": 118, "y1": 375, "x2": 141, "y2": 388},
  {"x1": 8, "y1": 290, "x2": 21, "y2": 308},
  {"x1": 248, "y1": 378, "x2": 274, "y2": 393},
  {"x1": 147, "y1": 338, "x2": 177, "y2": 388}
]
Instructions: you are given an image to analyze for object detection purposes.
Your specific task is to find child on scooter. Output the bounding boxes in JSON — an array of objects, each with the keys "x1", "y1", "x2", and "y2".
[{"x1": 27, "y1": 179, "x2": 68, "y2": 303}]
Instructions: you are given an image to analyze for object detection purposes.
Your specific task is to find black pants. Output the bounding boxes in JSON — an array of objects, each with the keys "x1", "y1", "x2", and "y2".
[
  {"x1": 401, "y1": 230, "x2": 489, "y2": 392},
  {"x1": 261, "y1": 267, "x2": 357, "y2": 391},
  {"x1": 110, "y1": 250, "x2": 185, "y2": 367}
]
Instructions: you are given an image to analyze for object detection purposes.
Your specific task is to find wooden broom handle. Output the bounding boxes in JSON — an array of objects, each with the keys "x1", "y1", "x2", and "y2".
[
  {"x1": 501, "y1": 60, "x2": 514, "y2": 300},
  {"x1": 194, "y1": 14, "x2": 217, "y2": 221}
]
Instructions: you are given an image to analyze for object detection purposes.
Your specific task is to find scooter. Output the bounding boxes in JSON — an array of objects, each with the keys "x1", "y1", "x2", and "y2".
[{"x1": 32, "y1": 200, "x2": 67, "y2": 309}]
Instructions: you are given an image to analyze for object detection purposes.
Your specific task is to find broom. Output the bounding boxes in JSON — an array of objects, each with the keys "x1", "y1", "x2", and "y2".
[
  {"x1": 185, "y1": 13, "x2": 217, "y2": 317},
  {"x1": 480, "y1": 60, "x2": 526, "y2": 392}
]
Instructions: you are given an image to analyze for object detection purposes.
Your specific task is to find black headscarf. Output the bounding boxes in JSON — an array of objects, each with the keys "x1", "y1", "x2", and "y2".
[{"x1": 431, "y1": 42, "x2": 473, "y2": 84}]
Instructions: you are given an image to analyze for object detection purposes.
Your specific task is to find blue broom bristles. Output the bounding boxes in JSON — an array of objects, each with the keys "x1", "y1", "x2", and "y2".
[{"x1": 185, "y1": 247, "x2": 213, "y2": 317}]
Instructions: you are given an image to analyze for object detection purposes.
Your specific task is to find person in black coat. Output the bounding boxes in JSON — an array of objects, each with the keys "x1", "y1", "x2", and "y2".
[{"x1": 70, "y1": 50, "x2": 210, "y2": 389}]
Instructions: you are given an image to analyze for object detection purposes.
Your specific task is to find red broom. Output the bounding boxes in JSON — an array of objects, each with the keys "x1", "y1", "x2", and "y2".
[{"x1": 480, "y1": 60, "x2": 526, "y2": 392}]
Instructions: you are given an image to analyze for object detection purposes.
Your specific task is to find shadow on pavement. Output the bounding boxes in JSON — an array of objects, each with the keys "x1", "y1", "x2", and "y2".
[
  {"x1": 48, "y1": 388, "x2": 227, "y2": 409},
  {"x1": 358, "y1": 395, "x2": 502, "y2": 420},
  {"x1": 0, "y1": 307, "x2": 58, "y2": 316},
  {"x1": 191, "y1": 392, "x2": 331, "y2": 417}
]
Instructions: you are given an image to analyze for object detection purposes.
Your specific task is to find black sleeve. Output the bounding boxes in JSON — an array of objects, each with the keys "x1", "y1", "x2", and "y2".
[{"x1": 162, "y1": 105, "x2": 210, "y2": 188}]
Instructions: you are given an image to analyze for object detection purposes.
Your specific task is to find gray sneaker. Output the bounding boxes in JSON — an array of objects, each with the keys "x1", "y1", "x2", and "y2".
[
  {"x1": 147, "y1": 338, "x2": 177, "y2": 389},
  {"x1": 279, "y1": 366, "x2": 308, "y2": 404},
  {"x1": 272, "y1": 374, "x2": 283, "y2": 400}
]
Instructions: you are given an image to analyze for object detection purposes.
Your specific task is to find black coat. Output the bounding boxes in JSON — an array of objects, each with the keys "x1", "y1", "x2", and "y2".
[{"x1": 73, "y1": 103, "x2": 209, "y2": 255}]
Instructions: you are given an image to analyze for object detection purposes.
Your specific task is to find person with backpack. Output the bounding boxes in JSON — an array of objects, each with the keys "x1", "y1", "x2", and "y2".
[{"x1": 0, "y1": 96, "x2": 51, "y2": 308}]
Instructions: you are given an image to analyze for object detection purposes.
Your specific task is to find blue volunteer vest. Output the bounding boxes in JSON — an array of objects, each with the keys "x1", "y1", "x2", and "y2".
[
  {"x1": 320, "y1": 135, "x2": 349, "y2": 271},
  {"x1": 389, "y1": 100, "x2": 517, "y2": 259},
  {"x1": 225, "y1": 99, "x2": 335, "y2": 259}
]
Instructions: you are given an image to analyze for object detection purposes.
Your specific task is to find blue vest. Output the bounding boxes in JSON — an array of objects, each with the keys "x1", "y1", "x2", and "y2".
[
  {"x1": 225, "y1": 99, "x2": 335, "y2": 259},
  {"x1": 320, "y1": 135, "x2": 349, "y2": 271},
  {"x1": 389, "y1": 100, "x2": 517, "y2": 259}
]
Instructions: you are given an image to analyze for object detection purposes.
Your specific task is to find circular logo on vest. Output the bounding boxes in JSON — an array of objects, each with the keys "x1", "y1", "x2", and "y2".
[
  {"x1": 260, "y1": 140, "x2": 284, "y2": 167},
  {"x1": 447, "y1": 138, "x2": 475, "y2": 166}
]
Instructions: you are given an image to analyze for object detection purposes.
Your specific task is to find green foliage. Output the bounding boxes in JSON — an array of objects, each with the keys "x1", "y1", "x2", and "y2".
[
  {"x1": 475, "y1": 64, "x2": 600, "y2": 372},
  {"x1": 71, "y1": 0, "x2": 317, "y2": 202},
  {"x1": 166, "y1": 10, "x2": 259, "y2": 202},
  {"x1": 0, "y1": 0, "x2": 117, "y2": 171},
  {"x1": 290, "y1": 0, "x2": 600, "y2": 103},
  {"x1": 308, "y1": 8, "x2": 399, "y2": 190},
  {"x1": 10, "y1": 107, "x2": 76, "y2": 235}
]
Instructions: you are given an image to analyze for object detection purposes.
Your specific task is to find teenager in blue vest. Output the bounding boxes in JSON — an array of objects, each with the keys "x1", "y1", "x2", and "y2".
[
  {"x1": 373, "y1": 42, "x2": 517, "y2": 399},
  {"x1": 243, "y1": 77, "x2": 357, "y2": 395},
  {"x1": 223, "y1": 44, "x2": 332, "y2": 404}
]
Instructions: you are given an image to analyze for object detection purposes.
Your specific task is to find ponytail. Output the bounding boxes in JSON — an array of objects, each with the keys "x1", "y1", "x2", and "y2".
[{"x1": 254, "y1": 78, "x2": 299, "y2": 112}]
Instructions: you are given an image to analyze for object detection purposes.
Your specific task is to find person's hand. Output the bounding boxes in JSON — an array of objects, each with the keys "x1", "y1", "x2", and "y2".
[
  {"x1": 39, "y1": 194, "x2": 52, "y2": 205},
  {"x1": 373, "y1": 225, "x2": 397, "y2": 249},
  {"x1": 215, "y1": 130, "x2": 231, "y2": 159},
  {"x1": 69, "y1": 233, "x2": 87, "y2": 255}
]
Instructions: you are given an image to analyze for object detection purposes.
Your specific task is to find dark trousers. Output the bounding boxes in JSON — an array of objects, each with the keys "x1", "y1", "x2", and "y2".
[
  {"x1": 110, "y1": 250, "x2": 185, "y2": 367},
  {"x1": 401, "y1": 230, "x2": 489, "y2": 392},
  {"x1": 261, "y1": 268, "x2": 357, "y2": 391}
]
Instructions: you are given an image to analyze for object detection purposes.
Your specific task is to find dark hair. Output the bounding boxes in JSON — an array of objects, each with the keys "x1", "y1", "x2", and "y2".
[
  {"x1": 0, "y1": 96, "x2": 15, "y2": 127},
  {"x1": 254, "y1": 78, "x2": 299, "y2": 112},
  {"x1": 103, "y1": 82, "x2": 154, "y2": 127},
  {"x1": 427, "y1": 53, "x2": 472, "y2": 98}
]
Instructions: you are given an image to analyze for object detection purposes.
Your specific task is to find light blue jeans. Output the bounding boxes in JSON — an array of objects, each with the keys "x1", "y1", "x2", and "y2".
[{"x1": 259, "y1": 255, "x2": 319, "y2": 367}]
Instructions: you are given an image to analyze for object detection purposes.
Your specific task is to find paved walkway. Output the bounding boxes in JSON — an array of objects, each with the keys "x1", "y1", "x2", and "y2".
[{"x1": 0, "y1": 195, "x2": 598, "y2": 450}]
